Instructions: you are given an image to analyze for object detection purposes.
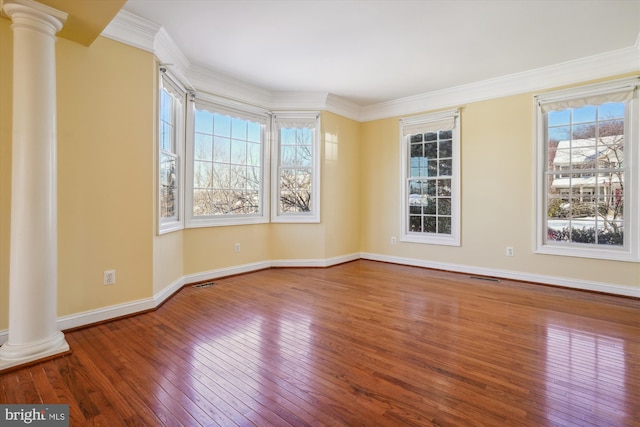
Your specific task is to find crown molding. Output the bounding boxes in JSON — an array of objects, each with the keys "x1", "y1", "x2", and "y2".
[
  {"x1": 360, "y1": 42, "x2": 640, "y2": 122},
  {"x1": 154, "y1": 27, "x2": 193, "y2": 90},
  {"x1": 186, "y1": 64, "x2": 274, "y2": 109},
  {"x1": 101, "y1": 8, "x2": 159, "y2": 53},
  {"x1": 324, "y1": 94, "x2": 362, "y2": 121},
  {"x1": 270, "y1": 91, "x2": 328, "y2": 110},
  {"x1": 102, "y1": 9, "x2": 639, "y2": 123}
]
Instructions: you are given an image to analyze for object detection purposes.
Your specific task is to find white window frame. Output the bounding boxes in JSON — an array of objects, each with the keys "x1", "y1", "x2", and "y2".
[
  {"x1": 400, "y1": 109, "x2": 461, "y2": 246},
  {"x1": 185, "y1": 92, "x2": 271, "y2": 228},
  {"x1": 534, "y1": 77, "x2": 640, "y2": 262},
  {"x1": 271, "y1": 112, "x2": 321, "y2": 223},
  {"x1": 158, "y1": 67, "x2": 186, "y2": 234}
]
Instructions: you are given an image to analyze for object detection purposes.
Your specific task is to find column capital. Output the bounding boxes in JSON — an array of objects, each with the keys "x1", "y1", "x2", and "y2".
[{"x1": 3, "y1": 0, "x2": 67, "y2": 35}]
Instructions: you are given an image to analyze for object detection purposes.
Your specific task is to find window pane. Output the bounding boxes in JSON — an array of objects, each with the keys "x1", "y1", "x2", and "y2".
[
  {"x1": 439, "y1": 140, "x2": 452, "y2": 158},
  {"x1": 213, "y1": 136, "x2": 230, "y2": 163},
  {"x1": 160, "y1": 153, "x2": 177, "y2": 219},
  {"x1": 195, "y1": 110, "x2": 213, "y2": 134},
  {"x1": 438, "y1": 217, "x2": 451, "y2": 234},
  {"x1": 231, "y1": 117, "x2": 247, "y2": 139},
  {"x1": 439, "y1": 130, "x2": 452, "y2": 140},
  {"x1": 160, "y1": 122, "x2": 173, "y2": 152},
  {"x1": 599, "y1": 102, "x2": 624, "y2": 119},
  {"x1": 438, "y1": 198, "x2": 451, "y2": 215},
  {"x1": 425, "y1": 142, "x2": 437, "y2": 158},
  {"x1": 439, "y1": 159, "x2": 452, "y2": 176},
  {"x1": 437, "y1": 179, "x2": 451, "y2": 196},
  {"x1": 194, "y1": 134, "x2": 212, "y2": 161},
  {"x1": 548, "y1": 109, "x2": 570, "y2": 126},
  {"x1": 193, "y1": 189, "x2": 213, "y2": 216},
  {"x1": 231, "y1": 139, "x2": 247, "y2": 164},
  {"x1": 213, "y1": 114, "x2": 230, "y2": 137},
  {"x1": 573, "y1": 105, "x2": 596, "y2": 123},
  {"x1": 247, "y1": 121, "x2": 261, "y2": 142},
  {"x1": 409, "y1": 216, "x2": 422, "y2": 232},
  {"x1": 424, "y1": 216, "x2": 436, "y2": 233},
  {"x1": 247, "y1": 142, "x2": 261, "y2": 167},
  {"x1": 193, "y1": 161, "x2": 212, "y2": 188}
]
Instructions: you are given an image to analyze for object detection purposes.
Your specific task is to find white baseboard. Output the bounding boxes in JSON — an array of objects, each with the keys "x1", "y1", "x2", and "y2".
[
  {"x1": 271, "y1": 252, "x2": 361, "y2": 268},
  {"x1": 1, "y1": 251, "x2": 636, "y2": 346},
  {"x1": 360, "y1": 252, "x2": 640, "y2": 298}
]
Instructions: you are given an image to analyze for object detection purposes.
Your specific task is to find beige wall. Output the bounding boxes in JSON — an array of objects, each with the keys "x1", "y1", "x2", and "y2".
[
  {"x1": 360, "y1": 80, "x2": 640, "y2": 291},
  {"x1": 322, "y1": 112, "x2": 361, "y2": 259},
  {"x1": 0, "y1": 15, "x2": 637, "y2": 333},
  {"x1": 55, "y1": 36, "x2": 156, "y2": 315}
]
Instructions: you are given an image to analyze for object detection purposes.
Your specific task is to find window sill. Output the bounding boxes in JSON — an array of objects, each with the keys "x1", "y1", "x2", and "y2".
[{"x1": 536, "y1": 244, "x2": 639, "y2": 263}]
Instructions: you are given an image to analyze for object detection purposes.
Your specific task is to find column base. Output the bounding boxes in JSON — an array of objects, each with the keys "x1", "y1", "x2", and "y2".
[{"x1": 0, "y1": 331, "x2": 70, "y2": 371}]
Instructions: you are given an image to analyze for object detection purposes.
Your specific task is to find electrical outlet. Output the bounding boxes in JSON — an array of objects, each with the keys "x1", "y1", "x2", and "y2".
[
  {"x1": 506, "y1": 246, "x2": 514, "y2": 257},
  {"x1": 104, "y1": 270, "x2": 116, "y2": 285},
  {"x1": 391, "y1": 236, "x2": 397, "y2": 245},
  {"x1": 234, "y1": 243, "x2": 241, "y2": 253}
]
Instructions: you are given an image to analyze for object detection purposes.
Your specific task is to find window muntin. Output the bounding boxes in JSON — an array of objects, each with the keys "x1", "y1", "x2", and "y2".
[
  {"x1": 536, "y1": 78, "x2": 639, "y2": 261},
  {"x1": 408, "y1": 130, "x2": 453, "y2": 235},
  {"x1": 158, "y1": 69, "x2": 185, "y2": 234},
  {"x1": 272, "y1": 113, "x2": 320, "y2": 223},
  {"x1": 546, "y1": 104, "x2": 625, "y2": 246},
  {"x1": 400, "y1": 110, "x2": 460, "y2": 246},
  {"x1": 186, "y1": 97, "x2": 270, "y2": 227}
]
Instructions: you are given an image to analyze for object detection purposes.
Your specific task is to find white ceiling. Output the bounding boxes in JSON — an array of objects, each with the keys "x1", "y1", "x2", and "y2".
[{"x1": 123, "y1": 0, "x2": 640, "y2": 106}]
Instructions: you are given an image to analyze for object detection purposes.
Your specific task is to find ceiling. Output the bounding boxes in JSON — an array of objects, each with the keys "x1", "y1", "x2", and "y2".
[{"x1": 122, "y1": 0, "x2": 639, "y2": 106}]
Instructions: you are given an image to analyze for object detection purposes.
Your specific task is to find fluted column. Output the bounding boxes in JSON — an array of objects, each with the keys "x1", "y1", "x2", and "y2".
[{"x1": 0, "y1": 0, "x2": 69, "y2": 370}]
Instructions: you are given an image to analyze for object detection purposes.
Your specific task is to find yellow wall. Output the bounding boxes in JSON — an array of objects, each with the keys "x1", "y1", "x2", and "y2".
[
  {"x1": 360, "y1": 80, "x2": 640, "y2": 291},
  {"x1": 55, "y1": 36, "x2": 156, "y2": 315},
  {"x1": 322, "y1": 112, "x2": 361, "y2": 259}
]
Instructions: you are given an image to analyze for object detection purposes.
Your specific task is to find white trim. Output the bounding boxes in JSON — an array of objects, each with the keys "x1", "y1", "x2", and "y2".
[
  {"x1": 57, "y1": 297, "x2": 156, "y2": 333},
  {"x1": 360, "y1": 45, "x2": 640, "y2": 122},
  {"x1": 271, "y1": 253, "x2": 360, "y2": 268},
  {"x1": 158, "y1": 69, "x2": 186, "y2": 235},
  {"x1": 400, "y1": 110, "x2": 461, "y2": 246},
  {"x1": 183, "y1": 261, "x2": 273, "y2": 285},
  {"x1": 534, "y1": 79, "x2": 640, "y2": 262},
  {"x1": 103, "y1": 9, "x2": 640, "y2": 123},
  {"x1": 360, "y1": 252, "x2": 640, "y2": 298},
  {"x1": 101, "y1": 9, "x2": 159, "y2": 53},
  {"x1": 1, "y1": 250, "x2": 635, "y2": 346},
  {"x1": 271, "y1": 112, "x2": 321, "y2": 223},
  {"x1": 153, "y1": 276, "x2": 185, "y2": 306}
]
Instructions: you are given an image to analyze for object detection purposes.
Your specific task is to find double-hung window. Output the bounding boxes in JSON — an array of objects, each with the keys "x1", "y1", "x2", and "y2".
[
  {"x1": 535, "y1": 77, "x2": 639, "y2": 261},
  {"x1": 158, "y1": 68, "x2": 186, "y2": 234},
  {"x1": 400, "y1": 110, "x2": 460, "y2": 246},
  {"x1": 186, "y1": 94, "x2": 270, "y2": 227},
  {"x1": 272, "y1": 112, "x2": 320, "y2": 223}
]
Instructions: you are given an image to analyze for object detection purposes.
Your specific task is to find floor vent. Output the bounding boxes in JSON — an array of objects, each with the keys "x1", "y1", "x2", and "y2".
[
  {"x1": 469, "y1": 276, "x2": 501, "y2": 283},
  {"x1": 193, "y1": 281, "x2": 216, "y2": 289}
]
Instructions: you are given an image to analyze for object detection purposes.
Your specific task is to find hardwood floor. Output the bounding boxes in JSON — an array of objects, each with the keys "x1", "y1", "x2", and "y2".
[{"x1": 1, "y1": 260, "x2": 639, "y2": 426}]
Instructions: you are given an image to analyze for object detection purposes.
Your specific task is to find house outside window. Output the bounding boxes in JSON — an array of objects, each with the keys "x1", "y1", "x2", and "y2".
[
  {"x1": 185, "y1": 94, "x2": 270, "y2": 227},
  {"x1": 400, "y1": 110, "x2": 460, "y2": 246},
  {"x1": 271, "y1": 112, "x2": 320, "y2": 223},
  {"x1": 535, "y1": 78, "x2": 639, "y2": 262},
  {"x1": 158, "y1": 68, "x2": 185, "y2": 234}
]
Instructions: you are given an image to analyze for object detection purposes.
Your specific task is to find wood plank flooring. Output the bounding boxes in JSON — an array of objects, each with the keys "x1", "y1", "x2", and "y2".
[{"x1": 1, "y1": 260, "x2": 639, "y2": 426}]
